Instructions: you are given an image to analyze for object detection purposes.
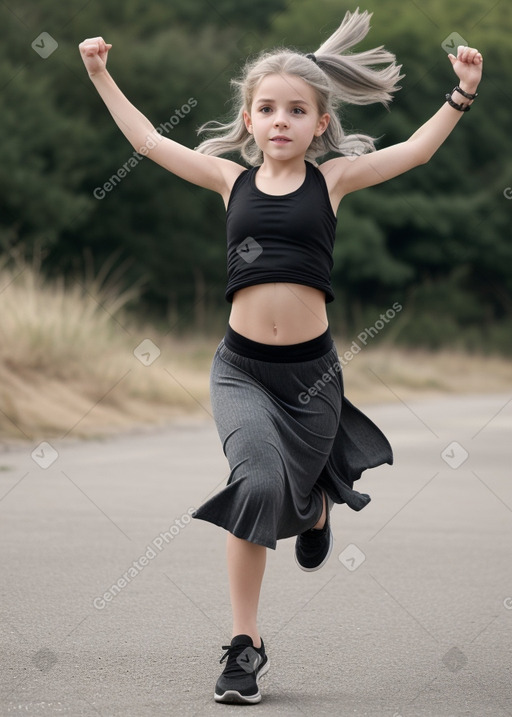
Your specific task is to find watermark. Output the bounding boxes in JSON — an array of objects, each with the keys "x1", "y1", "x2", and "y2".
[
  {"x1": 7, "y1": 702, "x2": 65, "y2": 713},
  {"x1": 31, "y1": 32, "x2": 58, "y2": 59},
  {"x1": 93, "y1": 97, "x2": 198, "y2": 200},
  {"x1": 236, "y1": 646, "x2": 263, "y2": 673},
  {"x1": 441, "y1": 441, "x2": 469, "y2": 469},
  {"x1": 357, "y1": 303, "x2": 402, "y2": 345},
  {"x1": 133, "y1": 338, "x2": 161, "y2": 366},
  {"x1": 93, "y1": 507, "x2": 195, "y2": 610},
  {"x1": 32, "y1": 648, "x2": 58, "y2": 672},
  {"x1": 338, "y1": 543, "x2": 366, "y2": 572},
  {"x1": 298, "y1": 302, "x2": 402, "y2": 404},
  {"x1": 503, "y1": 597, "x2": 512, "y2": 610},
  {"x1": 344, "y1": 140, "x2": 366, "y2": 161},
  {"x1": 237, "y1": 236, "x2": 263, "y2": 264},
  {"x1": 441, "y1": 33, "x2": 468, "y2": 55},
  {"x1": 504, "y1": 187, "x2": 512, "y2": 200},
  {"x1": 442, "y1": 646, "x2": 467, "y2": 672},
  {"x1": 31, "y1": 441, "x2": 59, "y2": 469},
  {"x1": 299, "y1": 359, "x2": 343, "y2": 405}
]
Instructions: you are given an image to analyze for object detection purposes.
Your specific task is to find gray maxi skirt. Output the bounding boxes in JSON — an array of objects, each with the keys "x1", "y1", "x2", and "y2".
[{"x1": 192, "y1": 327, "x2": 393, "y2": 549}]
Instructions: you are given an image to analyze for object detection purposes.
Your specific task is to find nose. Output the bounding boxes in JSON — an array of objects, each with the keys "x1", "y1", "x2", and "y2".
[{"x1": 273, "y1": 109, "x2": 289, "y2": 127}]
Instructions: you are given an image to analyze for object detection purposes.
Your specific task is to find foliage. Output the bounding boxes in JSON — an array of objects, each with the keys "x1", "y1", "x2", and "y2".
[{"x1": 0, "y1": 0, "x2": 510, "y2": 350}]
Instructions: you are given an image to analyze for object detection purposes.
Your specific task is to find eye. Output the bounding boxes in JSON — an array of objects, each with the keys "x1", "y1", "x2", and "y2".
[
  {"x1": 259, "y1": 106, "x2": 272, "y2": 113},
  {"x1": 292, "y1": 107, "x2": 306, "y2": 114}
]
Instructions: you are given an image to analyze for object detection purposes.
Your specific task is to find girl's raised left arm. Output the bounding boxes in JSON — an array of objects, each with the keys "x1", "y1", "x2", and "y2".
[{"x1": 325, "y1": 45, "x2": 483, "y2": 196}]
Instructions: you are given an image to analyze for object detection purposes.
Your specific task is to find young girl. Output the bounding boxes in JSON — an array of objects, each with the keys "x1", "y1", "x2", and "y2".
[{"x1": 79, "y1": 8, "x2": 482, "y2": 705}]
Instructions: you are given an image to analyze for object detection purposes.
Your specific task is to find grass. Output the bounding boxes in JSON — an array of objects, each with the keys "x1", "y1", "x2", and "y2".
[{"x1": 1, "y1": 257, "x2": 512, "y2": 441}]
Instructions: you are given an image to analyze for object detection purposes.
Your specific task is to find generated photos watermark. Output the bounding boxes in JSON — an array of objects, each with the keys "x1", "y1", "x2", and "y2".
[
  {"x1": 441, "y1": 441, "x2": 469, "y2": 469},
  {"x1": 31, "y1": 32, "x2": 58, "y2": 59},
  {"x1": 31, "y1": 441, "x2": 59, "y2": 469},
  {"x1": 298, "y1": 302, "x2": 402, "y2": 405},
  {"x1": 338, "y1": 543, "x2": 366, "y2": 572},
  {"x1": 133, "y1": 338, "x2": 161, "y2": 366},
  {"x1": 93, "y1": 507, "x2": 195, "y2": 610},
  {"x1": 93, "y1": 97, "x2": 198, "y2": 200}
]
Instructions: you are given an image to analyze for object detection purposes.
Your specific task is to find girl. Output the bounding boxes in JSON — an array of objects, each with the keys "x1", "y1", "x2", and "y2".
[{"x1": 79, "y1": 8, "x2": 482, "y2": 705}]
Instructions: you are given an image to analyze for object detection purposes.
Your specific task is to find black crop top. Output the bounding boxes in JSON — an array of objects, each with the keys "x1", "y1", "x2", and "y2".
[{"x1": 225, "y1": 160, "x2": 337, "y2": 303}]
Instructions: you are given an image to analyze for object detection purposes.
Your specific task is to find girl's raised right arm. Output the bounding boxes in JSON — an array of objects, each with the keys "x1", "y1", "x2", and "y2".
[{"x1": 79, "y1": 37, "x2": 243, "y2": 199}]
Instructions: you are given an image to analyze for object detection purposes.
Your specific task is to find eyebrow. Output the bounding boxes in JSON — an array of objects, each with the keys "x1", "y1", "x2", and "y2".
[{"x1": 255, "y1": 98, "x2": 311, "y2": 106}]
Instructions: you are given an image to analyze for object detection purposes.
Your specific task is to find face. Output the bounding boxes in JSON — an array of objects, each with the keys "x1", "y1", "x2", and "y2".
[{"x1": 243, "y1": 73, "x2": 330, "y2": 160}]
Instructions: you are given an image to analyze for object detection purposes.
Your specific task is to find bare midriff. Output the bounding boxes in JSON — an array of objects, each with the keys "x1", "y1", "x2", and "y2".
[{"x1": 229, "y1": 282, "x2": 329, "y2": 345}]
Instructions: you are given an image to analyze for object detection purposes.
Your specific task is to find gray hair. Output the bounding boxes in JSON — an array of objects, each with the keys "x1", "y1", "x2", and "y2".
[{"x1": 194, "y1": 8, "x2": 404, "y2": 165}]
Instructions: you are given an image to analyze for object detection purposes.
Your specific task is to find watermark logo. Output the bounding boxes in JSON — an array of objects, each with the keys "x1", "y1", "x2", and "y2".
[
  {"x1": 31, "y1": 441, "x2": 59, "y2": 469},
  {"x1": 237, "y1": 236, "x2": 262, "y2": 264},
  {"x1": 93, "y1": 507, "x2": 195, "y2": 610},
  {"x1": 338, "y1": 543, "x2": 366, "y2": 572},
  {"x1": 134, "y1": 338, "x2": 161, "y2": 366},
  {"x1": 504, "y1": 187, "x2": 512, "y2": 200},
  {"x1": 32, "y1": 648, "x2": 58, "y2": 672},
  {"x1": 344, "y1": 140, "x2": 366, "y2": 161},
  {"x1": 442, "y1": 646, "x2": 467, "y2": 672},
  {"x1": 441, "y1": 441, "x2": 468, "y2": 469},
  {"x1": 236, "y1": 646, "x2": 262, "y2": 674},
  {"x1": 31, "y1": 32, "x2": 58, "y2": 59},
  {"x1": 298, "y1": 302, "x2": 402, "y2": 405},
  {"x1": 503, "y1": 597, "x2": 512, "y2": 610},
  {"x1": 299, "y1": 359, "x2": 343, "y2": 405},
  {"x1": 441, "y1": 33, "x2": 468, "y2": 55},
  {"x1": 93, "y1": 98, "x2": 198, "y2": 200}
]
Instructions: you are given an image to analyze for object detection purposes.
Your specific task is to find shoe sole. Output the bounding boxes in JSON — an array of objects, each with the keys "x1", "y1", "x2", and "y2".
[
  {"x1": 214, "y1": 658, "x2": 270, "y2": 704},
  {"x1": 295, "y1": 529, "x2": 333, "y2": 572}
]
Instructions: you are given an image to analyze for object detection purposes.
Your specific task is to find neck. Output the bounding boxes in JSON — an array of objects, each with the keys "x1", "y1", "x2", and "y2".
[{"x1": 257, "y1": 155, "x2": 307, "y2": 178}]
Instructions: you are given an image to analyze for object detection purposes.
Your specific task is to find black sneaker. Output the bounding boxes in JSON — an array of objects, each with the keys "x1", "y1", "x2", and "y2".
[
  {"x1": 214, "y1": 634, "x2": 269, "y2": 704},
  {"x1": 295, "y1": 503, "x2": 333, "y2": 571}
]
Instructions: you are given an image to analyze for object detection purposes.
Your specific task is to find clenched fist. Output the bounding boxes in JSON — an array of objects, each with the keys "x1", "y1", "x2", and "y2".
[{"x1": 79, "y1": 37, "x2": 112, "y2": 77}]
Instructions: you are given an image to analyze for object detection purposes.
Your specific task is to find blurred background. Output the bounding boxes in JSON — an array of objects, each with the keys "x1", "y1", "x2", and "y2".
[{"x1": 1, "y1": 0, "x2": 511, "y2": 439}]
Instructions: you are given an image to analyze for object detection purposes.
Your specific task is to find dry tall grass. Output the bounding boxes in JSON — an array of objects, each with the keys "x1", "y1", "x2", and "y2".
[
  {"x1": 1, "y1": 258, "x2": 511, "y2": 441},
  {"x1": 0, "y1": 257, "x2": 214, "y2": 440}
]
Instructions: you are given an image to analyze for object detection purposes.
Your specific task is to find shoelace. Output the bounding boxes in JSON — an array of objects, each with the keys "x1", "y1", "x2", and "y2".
[{"x1": 219, "y1": 643, "x2": 260, "y2": 677}]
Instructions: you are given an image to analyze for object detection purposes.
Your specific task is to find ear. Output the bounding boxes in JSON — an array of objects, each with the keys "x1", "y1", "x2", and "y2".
[
  {"x1": 243, "y1": 110, "x2": 253, "y2": 134},
  {"x1": 314, "y1": 112, "x2": 330, "y2": 137}
]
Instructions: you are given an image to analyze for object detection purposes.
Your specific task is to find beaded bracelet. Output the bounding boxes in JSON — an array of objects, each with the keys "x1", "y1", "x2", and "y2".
[
  {"x1": 445, "y1": 93, "x2": 471, "y2": 111},
  {"x1": 445, "y1": 85, "x2": 478, "y2": 112},
  {"x1": 453, "y1": 85, "x2": 478, "y2": 100}
]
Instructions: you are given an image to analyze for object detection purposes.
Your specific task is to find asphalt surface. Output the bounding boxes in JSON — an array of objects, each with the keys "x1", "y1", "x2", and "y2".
[{"x1": 1, "y1": 392, "x2": 511, "y2": 716}]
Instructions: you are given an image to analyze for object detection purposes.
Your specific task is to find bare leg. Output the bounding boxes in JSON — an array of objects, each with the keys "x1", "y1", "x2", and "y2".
[
  {"x1": 312, "y1": 490, "x2": 327, "y2": 530},
  {"x1": 226, "y1": 533, "x2": 266, "y2": 649}
]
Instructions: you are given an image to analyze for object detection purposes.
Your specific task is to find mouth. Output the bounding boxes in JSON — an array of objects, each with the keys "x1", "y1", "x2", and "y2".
[{"x1": 270, "y1": 136, "x2": 291, "y2": 143}]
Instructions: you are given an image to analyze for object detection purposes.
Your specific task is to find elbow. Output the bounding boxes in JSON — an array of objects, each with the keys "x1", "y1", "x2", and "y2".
[
  {"x1": 407, "y1": 139, "x2": 432, "y2": 166},
  {"x1": 415, "y1": 147, "x2": 432, "y2": 166}
]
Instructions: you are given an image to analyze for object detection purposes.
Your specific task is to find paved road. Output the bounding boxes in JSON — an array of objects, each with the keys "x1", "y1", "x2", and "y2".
[{"x1": 1, "y1": 393, "x2": 511, "y2": 716}]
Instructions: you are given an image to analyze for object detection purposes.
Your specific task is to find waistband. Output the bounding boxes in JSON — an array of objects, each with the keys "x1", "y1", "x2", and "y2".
[{"x1": 223, "y1": 324, "x2": 333, "y2": 363}]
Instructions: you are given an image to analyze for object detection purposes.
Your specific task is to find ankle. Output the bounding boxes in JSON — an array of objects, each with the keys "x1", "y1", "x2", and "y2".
[
  {"x1": 312, "y1": 491, "x2": 327, "y2": 530},
  {"x1": 232, "y1": 631, "x2": 261, "y2": 649}
]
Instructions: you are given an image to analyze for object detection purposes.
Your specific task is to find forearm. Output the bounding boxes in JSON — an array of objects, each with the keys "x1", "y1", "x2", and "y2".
[
  {"x1": 407, "y1": 81, "x2": 479, "y2": 162},
  {"x1": 89, "y1": 69, "x2": 156, "y2": 150}
]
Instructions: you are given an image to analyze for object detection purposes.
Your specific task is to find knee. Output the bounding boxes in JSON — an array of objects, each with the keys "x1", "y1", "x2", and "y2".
[{"x1": 239, "y1": 467, "x2": 284, "y2": 514}]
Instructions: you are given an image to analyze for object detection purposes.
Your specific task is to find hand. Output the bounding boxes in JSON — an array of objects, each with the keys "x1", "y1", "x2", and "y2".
[
  {"x1": 79, "y1": 37, "x2": 112, "y2": 77},
  {"x1": 448, "y1": 45, "x2": 483, "y2": 92}
]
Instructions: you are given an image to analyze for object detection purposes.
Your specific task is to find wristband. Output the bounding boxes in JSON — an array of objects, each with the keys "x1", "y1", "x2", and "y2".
[
  {"x1": 453, "y1": 85, "x2": 478, "y2": 100},
  {"x1": 445, "y1": 92, "x2": 471, "y2": 112}
]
